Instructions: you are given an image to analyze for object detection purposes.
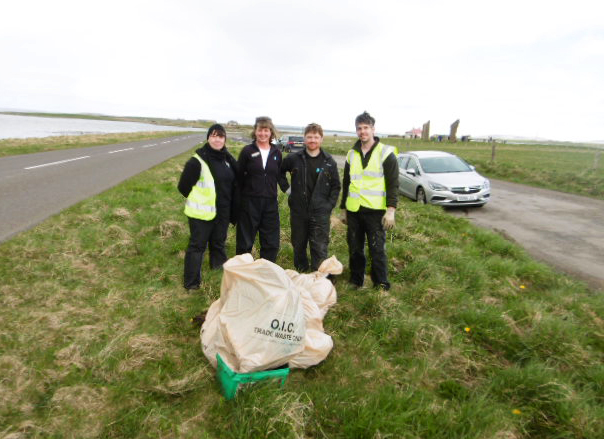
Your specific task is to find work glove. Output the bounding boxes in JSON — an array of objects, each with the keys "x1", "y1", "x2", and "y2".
[
  {"x1": 286, "y1": 187, "x2": 291, "y2": 195},
  {"x1": 382, "y1": 208, "x2": 395, "y2": 231}
]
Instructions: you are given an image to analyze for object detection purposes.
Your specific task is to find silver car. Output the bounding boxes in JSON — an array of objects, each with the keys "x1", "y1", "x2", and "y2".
[{"x1": 398, "y1": 151, "x2": 490, "y2": 207}]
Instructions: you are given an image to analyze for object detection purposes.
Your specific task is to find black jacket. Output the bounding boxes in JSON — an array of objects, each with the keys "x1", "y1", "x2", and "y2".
[
  {"x1": 280, "y1": 149, "x2": 341, "y2": 214},
  {"x1": 178, "y1": 143, "x2": 239, "y2": 222},
  {"x1": 340, "y1": 137, "x2": 399, "y2": 211},
  {"x1": 237, "y1": 142, "x2": 285, "y2": 199}
]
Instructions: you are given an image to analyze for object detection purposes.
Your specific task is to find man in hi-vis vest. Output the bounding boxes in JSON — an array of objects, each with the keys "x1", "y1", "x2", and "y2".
[{"x1": 340, "y1": 112, "x2": 399, "y2": 290}]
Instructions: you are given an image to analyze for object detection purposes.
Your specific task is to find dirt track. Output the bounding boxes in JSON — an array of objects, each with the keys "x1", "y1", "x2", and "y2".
[{"x1": 446, "y1": 179, "x2": 604, "y2": 291}]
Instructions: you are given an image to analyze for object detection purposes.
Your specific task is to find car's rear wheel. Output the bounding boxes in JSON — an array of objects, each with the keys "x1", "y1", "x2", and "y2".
[{"x1": 416, "y1": 187, "x2": 427, "y2": 204}]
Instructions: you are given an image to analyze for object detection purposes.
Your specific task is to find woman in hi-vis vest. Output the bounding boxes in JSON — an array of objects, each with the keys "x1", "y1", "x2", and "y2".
[{"x1": 178, "y1": 124, "x2": 238, "y2": 290}]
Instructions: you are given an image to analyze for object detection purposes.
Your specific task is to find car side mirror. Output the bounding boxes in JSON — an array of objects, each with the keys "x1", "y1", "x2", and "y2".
[
  {"x1": 469, "y1": 165, "x2": 476, "y2": 171},
  {"x1": 406, "y1": 169, "x2": 417, "y2": 176}
]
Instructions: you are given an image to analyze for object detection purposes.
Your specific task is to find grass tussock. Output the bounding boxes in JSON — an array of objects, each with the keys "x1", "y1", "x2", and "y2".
[{"x1": 0, "y1": 142, "x2": 603, "y2": 438}]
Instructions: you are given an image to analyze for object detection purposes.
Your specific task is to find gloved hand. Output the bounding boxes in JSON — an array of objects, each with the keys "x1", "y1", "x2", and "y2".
[
  {"x1": 382, "y1": 208, "x2": 395, "y2": 230},
  {"x1": 285, "y1": 187, "x2": 291, "y2": 195}
]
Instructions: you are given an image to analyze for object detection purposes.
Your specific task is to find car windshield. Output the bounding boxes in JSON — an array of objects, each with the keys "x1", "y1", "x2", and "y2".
[
  {"x1": 419, "y1": 156, "x2": 472, "y2": 173},
  {"x1": 290, "y1": 136, "x2": 303, "y2": 142}
]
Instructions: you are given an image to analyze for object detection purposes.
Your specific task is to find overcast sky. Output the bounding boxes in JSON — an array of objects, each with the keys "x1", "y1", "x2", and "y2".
[{"x1": 1, "y1": 0, "x2": 602, "y2": 141}]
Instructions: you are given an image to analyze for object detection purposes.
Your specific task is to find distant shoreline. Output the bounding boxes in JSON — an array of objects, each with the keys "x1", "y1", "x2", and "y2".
[
  {"x1": 0, "y1": 113, "x2": 204, "y2": 141},
  {"x1": 2, "y1": 110, "x2": 602, "y2": 148}
]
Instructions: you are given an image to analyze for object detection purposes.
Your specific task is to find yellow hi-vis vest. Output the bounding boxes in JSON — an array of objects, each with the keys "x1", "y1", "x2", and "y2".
[
  {"x1": 345, "y1": 142, "x2": 395, "y2": 212},
  {"x1": 184, "y1": 154, "x2": 217, "y2": 220}
]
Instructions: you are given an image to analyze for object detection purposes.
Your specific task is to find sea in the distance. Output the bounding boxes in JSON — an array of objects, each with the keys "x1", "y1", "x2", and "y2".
[{"x1": 0, "y1": 113, "x2": 205, "y2": 140}]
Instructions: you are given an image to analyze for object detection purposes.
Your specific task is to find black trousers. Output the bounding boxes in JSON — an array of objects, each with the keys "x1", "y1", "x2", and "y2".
[
  {"x1": 184, "y1": 215, "x2": 230, "y2": 289},
  {"x1": 236, "y1": 196, "x2": 280, "y2": 262},
  {"x1": 291, "y1": 210, "x2": 330, "y2": 272},
  {"x1": 346, "y1": 210, "x2": 390, "y2": 289}
]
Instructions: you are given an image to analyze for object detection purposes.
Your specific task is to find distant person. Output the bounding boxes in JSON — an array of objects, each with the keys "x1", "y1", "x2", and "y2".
[
  {"x1": 236, "y1": 116, "x2": 284, "y2": 262},
  {"x1": 178, "y1": 124, "x2": 238, "y2": 290},
  {"x1": 341, "y1": 112, "x2": 398, "y2": 290},
  {"x1": 280, "y1": 123, "x2": 341, "y2": 272}
]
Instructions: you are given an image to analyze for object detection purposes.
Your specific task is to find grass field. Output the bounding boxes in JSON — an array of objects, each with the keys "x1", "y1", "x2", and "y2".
[
  {"x1": 1, "y1": 141, "x2": 603, "y2": 438},
  {"x1": 321, "y1": 137, "x2": 604, "y2": 200}
]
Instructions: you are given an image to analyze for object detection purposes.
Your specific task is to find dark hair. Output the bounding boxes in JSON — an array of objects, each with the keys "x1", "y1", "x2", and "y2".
[
  {"x1": 304, "y1": 123, "x2": 323, "y2": 137},
  {"x1": 355, "y1": 111, "x2": 375, "y2": 127},
  {"x1": 251, "y1": 116, "x2": 278, "y2": 142},
  {"x1": 207, "y1": 123, "x2": 226, "y2": 139}
]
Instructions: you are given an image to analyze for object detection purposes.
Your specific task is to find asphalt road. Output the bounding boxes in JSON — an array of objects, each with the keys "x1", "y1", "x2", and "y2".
[
  {"x1": 0, "y1": 133, "x2": 206, "y2": 242},
  {"x1": 332, "y1": 155, "x2": 604, "y2": 291}
]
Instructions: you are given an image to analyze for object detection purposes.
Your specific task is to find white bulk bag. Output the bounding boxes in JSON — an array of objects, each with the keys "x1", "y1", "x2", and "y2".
[
  {"x1": 201, "y1": 254, "x2": 306, "y2": 373},
  {"x1": 285, "y1": 255, "x2": 343, "y2": 369}
]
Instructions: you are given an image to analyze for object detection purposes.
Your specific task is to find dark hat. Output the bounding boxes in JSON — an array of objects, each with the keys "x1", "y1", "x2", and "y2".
[{"x1": 207, "y1": 123, "x2": 226, "y2": 140}]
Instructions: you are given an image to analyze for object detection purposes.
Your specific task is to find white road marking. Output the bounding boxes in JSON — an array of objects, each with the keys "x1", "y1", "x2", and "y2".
[
  {"x1": 21, "y1": 137, "x2": 192, "y2": 172},
  {"x1": 108, "y1": 147, "x2": 134, "y2": 154},
  {"x1": 25, "y1": 155, "x2": 91, "y2": 170}
]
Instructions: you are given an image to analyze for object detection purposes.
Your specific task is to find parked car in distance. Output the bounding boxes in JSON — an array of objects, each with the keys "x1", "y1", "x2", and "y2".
[
  {"x1": 397, "y1": 151, "x2": 490, "y2": 207},
  {"x1": 278, "y1": 135, "x2": 304, "y2": 153}
]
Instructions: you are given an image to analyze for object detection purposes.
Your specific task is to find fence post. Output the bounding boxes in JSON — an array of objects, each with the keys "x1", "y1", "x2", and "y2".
[
  {"x1": 490, "y1": 141, "x2": 496, "y2": 164},
  {"x1": 593, "y1": 151, "x2": 601, "y2": 170}
]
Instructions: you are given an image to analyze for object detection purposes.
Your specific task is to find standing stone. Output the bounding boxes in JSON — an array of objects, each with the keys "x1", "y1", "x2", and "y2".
[
  {"x1": 421, "y1": 121, "x2": 430, "y2": 141},
  {"x1": 450, "y1": 119, "x2": 460, "y2": 142}
]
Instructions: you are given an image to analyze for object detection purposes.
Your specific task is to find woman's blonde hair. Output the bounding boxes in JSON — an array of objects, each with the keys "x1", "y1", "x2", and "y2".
[{"x1": 252, "y1": 116, "x2": 278, "y2": 142}]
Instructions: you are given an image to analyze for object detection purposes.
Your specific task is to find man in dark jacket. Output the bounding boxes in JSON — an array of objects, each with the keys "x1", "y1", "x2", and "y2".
[{"x1": 280, "y1": 123, "x2": 341, "y2": 272}]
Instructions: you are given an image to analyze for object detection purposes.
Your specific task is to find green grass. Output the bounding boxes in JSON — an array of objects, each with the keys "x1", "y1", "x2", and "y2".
[
  {"x1": 1, "y1": 141, "x2": 603, "y2": 438},
  {"x1": 0, "y1": 131, "x2": 201, "y2": 158},
  {"x1": 322, "y1": 136, "x2": 604, "y2": 200}
]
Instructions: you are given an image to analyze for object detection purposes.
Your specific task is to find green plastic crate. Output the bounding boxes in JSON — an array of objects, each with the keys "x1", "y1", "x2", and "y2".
[{"x1": 216, "y1": 354, "x2": 290, "y2": 400}]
